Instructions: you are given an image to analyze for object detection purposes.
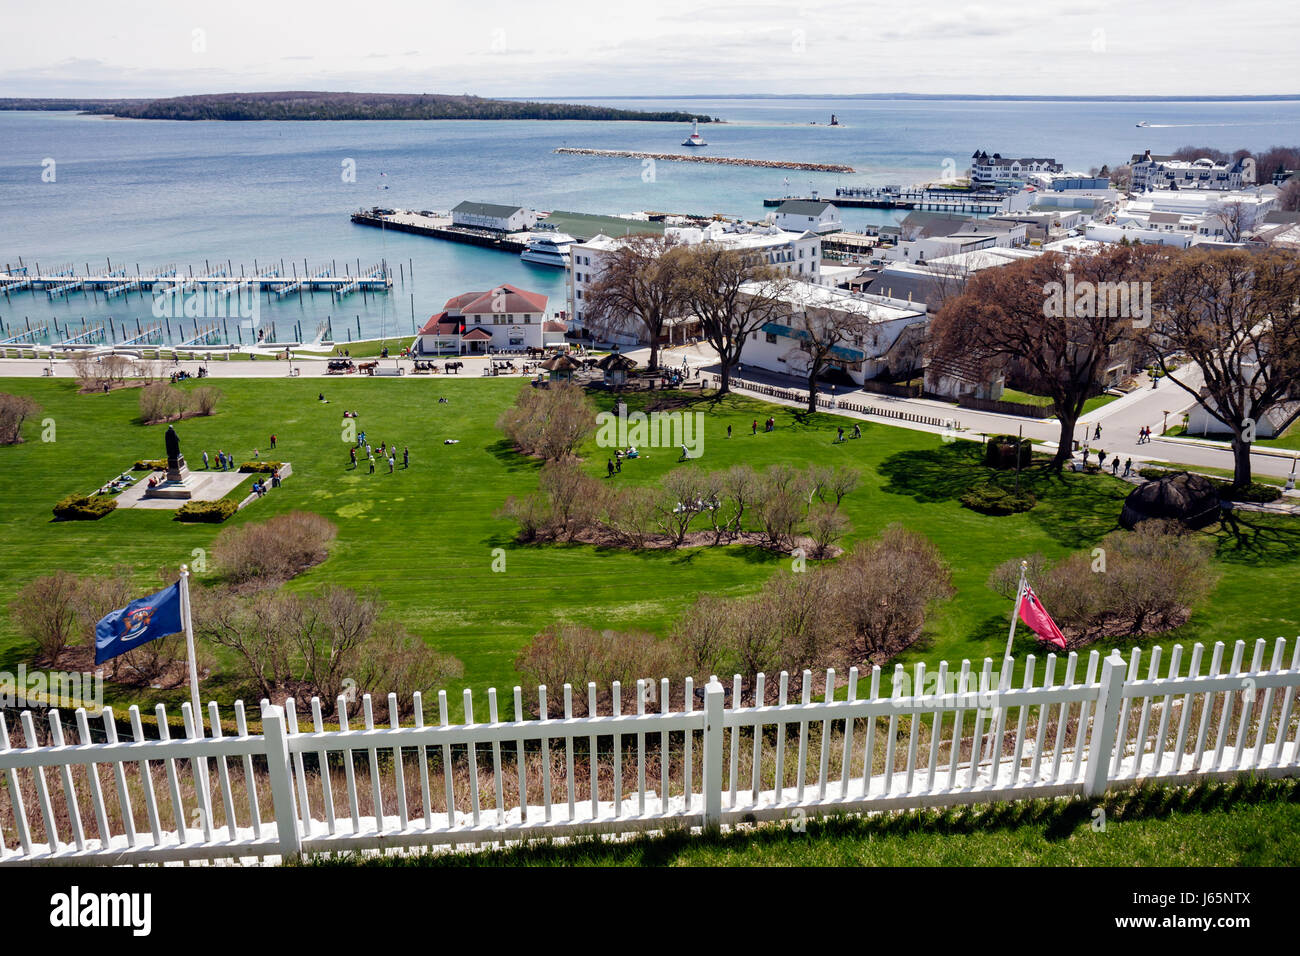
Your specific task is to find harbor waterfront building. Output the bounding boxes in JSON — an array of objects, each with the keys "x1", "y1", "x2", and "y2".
[
  {"x1": 772, "y1": 199, "x2": 843, "y2": 234},
  {"x1": 567, "y1": 221, "x2": 825, "y2": 346},
  {"x1": 412, "y1": 284, "x2": 566, "y2": 354},
  {"x1": 450, "y1": 201, "x2": 538, "y2": 233},
  {"x1": 1130, "y1": 150, "x2": 1257, "y2": 192},
  {"x1": 970, "y1": 150, "x2": 1063, "y2": 188},
  {"x1": 736, "y1": 280, "x2": 928, "y2": 386}
]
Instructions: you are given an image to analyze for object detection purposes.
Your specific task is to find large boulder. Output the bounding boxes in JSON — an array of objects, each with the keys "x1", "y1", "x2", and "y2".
[{"x1": 1120, "y1": 471, "x2": 1221, "y2": 530}]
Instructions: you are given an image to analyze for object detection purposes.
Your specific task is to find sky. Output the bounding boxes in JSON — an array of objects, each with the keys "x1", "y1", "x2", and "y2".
[{"x1": 1, "y1": 0, "x2": 1298, "y2": 99}]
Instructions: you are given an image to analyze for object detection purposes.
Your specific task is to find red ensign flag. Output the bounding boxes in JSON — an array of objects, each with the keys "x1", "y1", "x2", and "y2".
[{"x1": 1019, "y1": 584, "x2": 1066, "y2": 649}]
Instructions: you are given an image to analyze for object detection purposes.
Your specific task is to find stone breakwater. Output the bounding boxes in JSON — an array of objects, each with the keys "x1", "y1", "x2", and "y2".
[{"x1": 554, "y1": 147, "x2": 854, "y2": 173}]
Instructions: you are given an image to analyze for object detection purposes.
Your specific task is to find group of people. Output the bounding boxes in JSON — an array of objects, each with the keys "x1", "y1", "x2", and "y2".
[
  {"x1": 1137, "y1": 426, "x2": 1154, "y2": 444},
  {"x1": 605, "y1": 447, "x2": 640, "y2": 476},
  {"x1": 250, "y1": 470, "x2": 282, "y2": 497},
  {"x1": 204, "y1": 450, "x2": 238, "y2": 471},
  {"x1": 835, "y1": 423, "x2": 862, "y2": 443},
  {"x1": 350, "y1": 439, "x2": 409, "y2": 474}
]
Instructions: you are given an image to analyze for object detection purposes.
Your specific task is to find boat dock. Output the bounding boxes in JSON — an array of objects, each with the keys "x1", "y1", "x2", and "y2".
[
  {"x1": 351, "y1": 208, "x2": 672, "y2": 251},
  {"x1": 1, "y1": 260, "x2": 393, "y2": 299}
]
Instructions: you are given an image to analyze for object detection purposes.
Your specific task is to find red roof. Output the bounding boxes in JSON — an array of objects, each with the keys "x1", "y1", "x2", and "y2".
[
  {"x1": 543, "y1": 320, "x2": 568, "y2": 332},
  {"x1": 417, "y1": 311, "x2": 461, "y2": 336},
  {"x1": 443, "y1": 291, "x2": 482, "y2": 312},
  {"x1": 461, "y1": 327, "x2": 493, "y2": 341},
  {"x1": 459, "y1": 283, "x2": 548, "y2": 315}
]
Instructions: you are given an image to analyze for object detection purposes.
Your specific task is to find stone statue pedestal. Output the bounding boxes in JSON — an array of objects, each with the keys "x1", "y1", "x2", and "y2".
[{"x1": 145, "y1": 456, "x2": 208, "y2": 500}]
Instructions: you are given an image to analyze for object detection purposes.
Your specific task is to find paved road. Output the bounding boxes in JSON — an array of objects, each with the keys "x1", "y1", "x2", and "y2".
[
  {"x1": 4, "y1": 345, "x2": 1297, "y2": 482},
  {"x1": 640, "y1": 342, "x2": 1300, "y2": 483}
]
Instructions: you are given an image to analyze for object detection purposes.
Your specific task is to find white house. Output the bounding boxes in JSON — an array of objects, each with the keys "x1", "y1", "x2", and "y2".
[
  {"x1": 971, "y1": 150, "x2": 1063, "y2": 187},
  {"x1": 412, "y1": 284, "x2": 565, "y2": 354},
  {"x1": 1130, "y1": 151, "x2": 1256, "y2": 192},
  {"x1": 772, "y1": 199, "x2": 842, "y2": 234},
  {"x1": 568, "y1": 222, "x2": 824, "y2": 345},
  {"x1": 737, "y1": 281, "x2": 928, "y2": 385},
  {"x1": 451, "y1": 201, "x2": 537, "y2": 233}
]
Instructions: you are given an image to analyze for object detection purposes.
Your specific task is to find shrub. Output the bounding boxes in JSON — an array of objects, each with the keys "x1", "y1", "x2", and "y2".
[
  {"x1": 191, "y1": 386, "x2": 222, "y2": 416},
  {"x1": 984, "y1": 434, "x2": 1032, "y2": 470},
  {"x1": 1214, "y1": 480, "x2": 1282, "y2": 503},
  {"x1": 1138, "y1": 467, "x2": 1172, "y2": 480},
  {"x1": 239, "y1": 461, "x2": 283, "y2": 473},
  {"x1": 0, "y1": 392, "x2": 41, "y2": 444},
  {"x1": 831, "y1": 524, "x2": 954, "y2": 662},
  {"x1": 134, "y1": 459, "x2": 166, "y2": 471},
  {"x1": 8, "y1": 571, "x2": 83, "y2": 662},
  {"x1": 212, "y1": 510, "x2": 337, "y2": 584},
  {"x1": 497, "y1": 381, "x2": 595, "y2": 460},
  {"x1": 960, "y1": 484, "x2": 1037, "y2": 515},
  {"x1": 988, "y1": 521, "x2": 1218, "y2": 646},
  {"x1": 52, "y1": 493, "x2": 117, "y2": 520},
  {"x1": 175, "y1": 499, "x2": 239, "y2": 523},
  {"x1": 515, "y1": 626, "x2": 680, "y2": 713},
  {"x1": 139, "y1": 382, "x2": 187, "y2": 423}
]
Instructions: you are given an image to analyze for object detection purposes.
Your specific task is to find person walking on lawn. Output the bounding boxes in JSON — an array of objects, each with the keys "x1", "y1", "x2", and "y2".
[
  {"x1": 403, "y1": 446, "x2": 409, "y2": 469},
  {"x1": 349, "y1": 446, "x2": 357, "y2": 469},
  {"x1": 368, "y1": 453, "x2": 376, "y2": 474}
]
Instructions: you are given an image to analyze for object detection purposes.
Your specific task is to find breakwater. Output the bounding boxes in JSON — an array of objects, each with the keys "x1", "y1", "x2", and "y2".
[{"x1": 554, "y1": 148, "x2": 854, "y2": 173}]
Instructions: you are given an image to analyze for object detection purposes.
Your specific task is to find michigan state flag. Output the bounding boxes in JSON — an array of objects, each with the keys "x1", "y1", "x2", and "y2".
[{"x1": 94, "y1": 583, "x2": 183, "y2": 665}]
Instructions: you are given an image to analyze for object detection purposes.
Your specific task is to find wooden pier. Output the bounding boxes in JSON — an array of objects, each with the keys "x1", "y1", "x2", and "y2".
[{"x1": 765, "y1": 189, "x2": 1007, "y2": 213}]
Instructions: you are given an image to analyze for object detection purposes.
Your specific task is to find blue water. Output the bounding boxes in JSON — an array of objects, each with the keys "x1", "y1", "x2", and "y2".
[{"x1": 2, "y1": 97, "x2": 1299, "y2": 344}]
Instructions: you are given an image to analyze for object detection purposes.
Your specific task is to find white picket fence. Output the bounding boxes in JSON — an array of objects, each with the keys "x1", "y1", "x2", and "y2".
[{"x1": 2, "y1": 638, "x2": 1299, "y2": 865}]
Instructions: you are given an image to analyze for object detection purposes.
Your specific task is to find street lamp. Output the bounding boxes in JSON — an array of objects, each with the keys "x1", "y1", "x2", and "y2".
[{"x1": 1162, "y1": 410, "x2": 1171, "y2": 435}]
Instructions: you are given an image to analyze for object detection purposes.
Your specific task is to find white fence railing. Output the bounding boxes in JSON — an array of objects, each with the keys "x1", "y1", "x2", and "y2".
[{"x1": 2, "y1": 639, "x2": 1299, "y2": 865}]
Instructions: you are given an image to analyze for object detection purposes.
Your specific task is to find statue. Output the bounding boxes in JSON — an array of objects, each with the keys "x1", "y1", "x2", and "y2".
[{"x1": 165, "y1": 425, "x2": 181, "y2": 467}]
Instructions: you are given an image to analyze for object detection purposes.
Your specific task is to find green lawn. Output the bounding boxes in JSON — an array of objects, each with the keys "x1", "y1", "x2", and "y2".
[
  {"x1": 3, "y1": 376, "x2": 1300, "y2": 720},
  {"x1": 999, "y1": 389, "x2": 1118, "y2": 415},
  {"x1": 304, "y1": 777, "x2": 1300, "y2": 867}
]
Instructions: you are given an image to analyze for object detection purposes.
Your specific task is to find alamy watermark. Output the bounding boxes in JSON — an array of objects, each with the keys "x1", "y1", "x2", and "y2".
[
  {"x1": 151, "y1": 284, "x2": 261, "y2": 329},
  {"x1": 1043, "y1": 274, "x2": 1150, "y2": 327},
  {"x1": 1, "y1": 664, "x2": 104, "y2": 712},
  {"x1": 595, "y1": 408, "x2": 705, "y2": 458}
]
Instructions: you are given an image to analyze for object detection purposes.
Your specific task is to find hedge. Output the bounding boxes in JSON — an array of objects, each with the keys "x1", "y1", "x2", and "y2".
[
  {"x1": 959, "y1": 484, "x2": 1037, "y2": 516},
  {"x1": 133, "y1": 459, "x2": 166, "y2": 471},
  {"x1": 53, "y1": 494, "x2": 117, "y2": 520},
  {"x1": 175, "y1": 499, "x2": 240, "y2": 522},
  {"x1": 984, "y1": 435, "x2": 1032, "y2": 470},
  {"x1": 239, "y1": 461, "x2": 283, "y2": 473}
]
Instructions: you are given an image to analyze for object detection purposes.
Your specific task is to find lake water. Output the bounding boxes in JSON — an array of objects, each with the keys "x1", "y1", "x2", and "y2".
[{"x1": 2, "y1": 97, "x2": 1299, "y2": 344}]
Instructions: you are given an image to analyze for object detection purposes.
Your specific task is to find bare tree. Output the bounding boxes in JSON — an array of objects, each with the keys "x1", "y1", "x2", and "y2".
[
  {"x1": 0, "y1": 392, "x2": 40, "y2": 444},
  {"x1": 581, "y1": 233, "x2": 687, "y2": 370},
  {"x1": 930, "y1": 245, "x2": 1157, "y2": 469},
  {"x1": 780, "y1": 301, "x2": 871, "y2": 412},
  {"x1": 678, "y1": 245, "x2": 790, "y2": 394},
  {"x1": 1150, "y1": 246, "x2": 1300, "y2": 487},
  {"x1": 497, "y1": 380, "x2": 596, "y2": 460}
]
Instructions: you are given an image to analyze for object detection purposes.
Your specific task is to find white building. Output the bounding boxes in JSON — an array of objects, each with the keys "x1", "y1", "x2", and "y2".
[
  {"x1": 772, "y1": 199, "x2": 843, "y2": 234},
  {"x1": 737, "y1": 281, "x2": 928, "y2": 385},
  {"x1": 412, "y1": 284, "x2": 566, "y2": 354},
  {"x1": 971, "y1": 150, "x2": 1063, "y2": 187},
  {"x1": 568, "y1": 222, "x2": 824, "y2": 345},
  {"x1": 1130, "y1": 151, "x2": 1256, "y2": 192},
  {"x1": 1086, "y1": 188, "x2": 1276, "y2": 246},
  {"x1": 451, "y1": 201, "x2": 537, "y2": 233}
]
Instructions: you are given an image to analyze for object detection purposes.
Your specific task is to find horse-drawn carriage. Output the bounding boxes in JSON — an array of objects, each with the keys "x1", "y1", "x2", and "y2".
[
  {"x1": 326, "y1": 359, "x2": 355, "y2": 374},
  {"x1": 358, "y1": 361, "x2": 379, "y2": 375}
]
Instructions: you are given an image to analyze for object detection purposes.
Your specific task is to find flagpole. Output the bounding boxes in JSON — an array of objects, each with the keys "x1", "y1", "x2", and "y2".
[
  {"x1": 1002, "y1": 560, "x2": 1028, "y2": 684},
  {"x1": 987, "y1": 560, "x2": 1028, "y2": 761},
  {"x1": 179, "y1": 564, "x2": 203, "y2": 737}
]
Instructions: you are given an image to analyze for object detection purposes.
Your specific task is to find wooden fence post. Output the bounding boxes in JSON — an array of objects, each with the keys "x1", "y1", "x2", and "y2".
[
  {"x1": 261, "y1": 704, "x2": 302, "y2": 861},
  {"x1": 1084, "y1": 653, "x2": 1127, "y2": 797},
  {"x1": 702, "y1": 677, "x2": 725, "y2": 831}
]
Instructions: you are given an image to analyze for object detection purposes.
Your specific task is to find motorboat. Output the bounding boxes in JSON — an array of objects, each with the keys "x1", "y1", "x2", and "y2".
[{"x1": 520, "y1": 232, "x2": 576, "y2": 267}]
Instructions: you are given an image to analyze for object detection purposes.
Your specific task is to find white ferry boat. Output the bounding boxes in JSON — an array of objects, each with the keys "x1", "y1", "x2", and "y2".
[
  {"x1": 682, "y1": 118, "x2": 708, "y2": 147},
  {"x1": 520, "y1": 232, "x2": 576, "y2": 267}
]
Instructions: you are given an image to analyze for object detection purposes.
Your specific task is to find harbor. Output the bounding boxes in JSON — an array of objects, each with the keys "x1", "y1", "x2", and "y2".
[{"x1": 0, "y1": 258, "x2": 397, "y2": 350}]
